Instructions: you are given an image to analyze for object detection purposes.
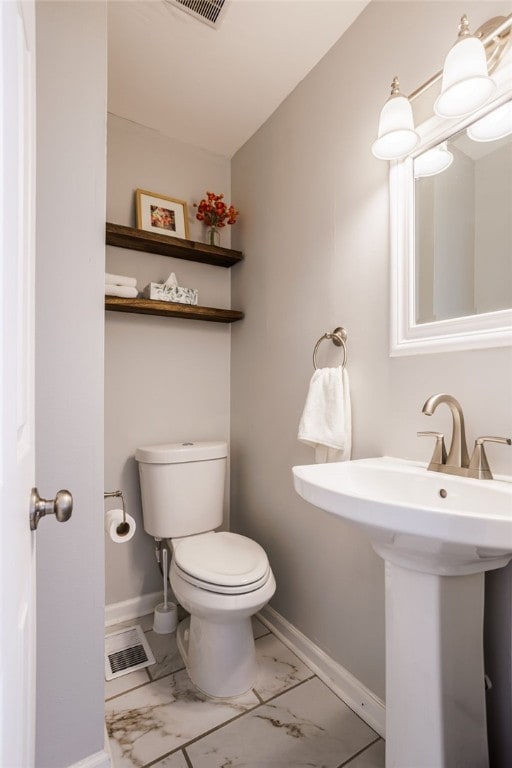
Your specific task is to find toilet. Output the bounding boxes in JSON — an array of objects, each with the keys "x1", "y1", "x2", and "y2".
[{"x1": 135, "y1": 440, "x2": 276, "y2": 698}]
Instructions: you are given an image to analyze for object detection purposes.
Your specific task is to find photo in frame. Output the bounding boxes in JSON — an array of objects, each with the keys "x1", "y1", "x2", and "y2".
[{"x1": 135, "y1": 189, "x2": 190, "y2": 240}]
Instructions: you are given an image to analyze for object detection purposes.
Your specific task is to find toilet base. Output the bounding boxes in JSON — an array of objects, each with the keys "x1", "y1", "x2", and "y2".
[{"x1": 177, "y1": 615, "x2": 258, "y2": 698}]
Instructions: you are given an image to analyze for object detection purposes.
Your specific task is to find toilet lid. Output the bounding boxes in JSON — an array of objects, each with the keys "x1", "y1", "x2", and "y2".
[{"x1": 173, "y1": 532, "x2": 269, "y2": 588}]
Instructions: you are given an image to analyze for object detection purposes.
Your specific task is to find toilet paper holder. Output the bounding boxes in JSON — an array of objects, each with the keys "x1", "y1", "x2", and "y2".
[{"x1": 104, "y1": 490, "x2": 129, "y2": 536}]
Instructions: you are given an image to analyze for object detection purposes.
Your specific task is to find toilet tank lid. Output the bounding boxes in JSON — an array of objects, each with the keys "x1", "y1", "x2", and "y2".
[{"x1": 135, "y1": 441, "x2": 227, "y2": 464}]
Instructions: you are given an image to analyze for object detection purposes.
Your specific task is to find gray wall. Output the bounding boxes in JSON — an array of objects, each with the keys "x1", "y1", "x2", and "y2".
[
  {"x1": 231, "y1": 0, "x2": 512, "y2": 714},
  {"x1": 105, "y1": 115, "x2": 233, "y2": 604},
  {"x1": 35, "y1": 2, "x2": 107, "y2": 766}
]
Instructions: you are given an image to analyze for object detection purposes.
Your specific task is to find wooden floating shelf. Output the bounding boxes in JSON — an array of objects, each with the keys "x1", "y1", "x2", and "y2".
[
  {"x1": 105, "y1": 296, "x2": 244, "y2": 324},
  {"x1": 106, "y1": 222, "x2": 243, "y2": 268}
]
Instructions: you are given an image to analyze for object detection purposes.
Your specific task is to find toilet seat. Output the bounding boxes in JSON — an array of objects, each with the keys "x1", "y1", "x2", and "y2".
[{"x1": 172, "y1": 531, "x2": 271, "y2": 595}]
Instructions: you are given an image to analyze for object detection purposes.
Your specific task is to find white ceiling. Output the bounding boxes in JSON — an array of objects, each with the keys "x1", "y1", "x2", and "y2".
[{"x1": 108, "y1": 0, "x2": 370, "y2": 157}]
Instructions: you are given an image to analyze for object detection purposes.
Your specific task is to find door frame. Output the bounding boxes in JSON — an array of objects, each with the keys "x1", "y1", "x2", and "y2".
[{"x1": 0, "y1": 0, "x2": 37, "y2": 764}]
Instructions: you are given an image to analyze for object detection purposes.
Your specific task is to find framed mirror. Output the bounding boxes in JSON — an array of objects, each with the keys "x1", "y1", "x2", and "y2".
[{"x1": 390, "y1": 58, "x2": 512, "y2": 355}]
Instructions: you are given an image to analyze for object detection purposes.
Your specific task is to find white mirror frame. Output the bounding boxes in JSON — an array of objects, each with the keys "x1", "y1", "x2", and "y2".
[{"x1": 390, "y1": 63, "x2": 512, "y2": 356}]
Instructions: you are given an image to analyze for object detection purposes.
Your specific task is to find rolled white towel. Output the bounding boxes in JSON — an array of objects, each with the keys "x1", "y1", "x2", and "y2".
[
  {"x1": 105, "y1": 284, "x2": 138, "y2": 299},
  {"x1": 105, "y1": 272, "x2": 137, "y2": 289}
]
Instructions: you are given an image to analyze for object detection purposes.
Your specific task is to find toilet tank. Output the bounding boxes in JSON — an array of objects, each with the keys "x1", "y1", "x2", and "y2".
[{"x1": 135, "y1": 441, "x2": 227, "y2": 538}]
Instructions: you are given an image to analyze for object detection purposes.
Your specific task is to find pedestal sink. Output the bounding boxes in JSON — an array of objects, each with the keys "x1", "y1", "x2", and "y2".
[{"x1": 292, "y1": 457, "x2": 512, "y2": 768}]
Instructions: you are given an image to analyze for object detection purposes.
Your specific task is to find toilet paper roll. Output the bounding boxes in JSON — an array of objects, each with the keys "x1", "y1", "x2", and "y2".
[{"x1": 105, "y1": 508, "x2": 136, "y2": 543}]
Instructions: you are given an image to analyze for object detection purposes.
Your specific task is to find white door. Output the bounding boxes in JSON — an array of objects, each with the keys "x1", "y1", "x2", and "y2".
[{"x1": 0, "y1": 1, "x2": 36, "y2": 764}]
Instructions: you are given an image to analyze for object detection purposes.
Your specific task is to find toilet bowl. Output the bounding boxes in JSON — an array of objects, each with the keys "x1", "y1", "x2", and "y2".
[
  {"x1": 170, "y1": 531, "x2": 276, "y2": 697},
  {"x1": 135, "y1": 441, "x2": 276, "y2": 698}
]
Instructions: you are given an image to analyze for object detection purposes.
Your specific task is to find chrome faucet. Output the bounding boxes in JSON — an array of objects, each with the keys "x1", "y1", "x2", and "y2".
[
  {"x1": 418, "y1": 393, "x2": 511, "y2": 479},
  {"x1": 421, "y1": 393, "x2": 469, "y2": 473}
]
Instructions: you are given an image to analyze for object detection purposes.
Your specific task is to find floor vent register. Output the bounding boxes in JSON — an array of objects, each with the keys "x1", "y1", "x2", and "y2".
[{"x1": 105, "y1": 625, "x2": 155, "y2": 681}]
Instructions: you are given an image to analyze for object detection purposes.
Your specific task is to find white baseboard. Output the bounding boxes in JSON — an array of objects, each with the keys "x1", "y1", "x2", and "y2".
[
  {"x1": 67, "y1": 748, "x2": 111, "y2": 768},
  {"x1": 105, "y1": 591, "x2": 163, "y2": 627},
  {"x1": 104, "y1": 725, "x2": 113, "y2": 768},
  {"x1": 258, "y1": 605, "x2": 385, "y2": 737}
]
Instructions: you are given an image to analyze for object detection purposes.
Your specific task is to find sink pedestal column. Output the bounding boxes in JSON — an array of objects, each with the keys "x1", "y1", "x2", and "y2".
[
  {"x1": 385, "y1": 561, "x2": 488, "y2": 768},
  {"x1": 292, "y1": 457, "x2": 512, "y2": 768}
]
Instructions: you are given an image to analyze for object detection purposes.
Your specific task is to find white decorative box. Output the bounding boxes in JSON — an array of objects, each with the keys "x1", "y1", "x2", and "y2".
[{"x1": 143, "y1": 283, "x2": 198, "y2": 305}]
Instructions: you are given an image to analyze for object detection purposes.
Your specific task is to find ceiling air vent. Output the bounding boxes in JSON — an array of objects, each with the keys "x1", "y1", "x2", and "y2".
[{"x1": 166, "y1": 0, "x2": 228, "y2": 29}]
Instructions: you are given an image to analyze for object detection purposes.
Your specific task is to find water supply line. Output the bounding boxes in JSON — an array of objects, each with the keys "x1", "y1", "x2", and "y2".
[
  {"x1": 154, "y1": 536, "x2": 163, "y2": 567},
  {"x1": 153, "y1": 537, "x2": 182, "y2": 616},
  {"x1": 154, "y1": 537, "x2": 171, "y2": 581}
]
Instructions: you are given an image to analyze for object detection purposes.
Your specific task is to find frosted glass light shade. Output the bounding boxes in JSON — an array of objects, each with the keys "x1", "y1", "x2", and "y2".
[
  {"x1": 414, "y1": 142, "x2": 453, "y2": 178},
  {"x1": 435, "y1": 35, "x2": 496, "y2": 118},
  {"x1": 467, "y1": 101, "x2": 512, "y2": 142},
  {"x1": 372, "y1": 94, "x2": 419, "y2": 160}
]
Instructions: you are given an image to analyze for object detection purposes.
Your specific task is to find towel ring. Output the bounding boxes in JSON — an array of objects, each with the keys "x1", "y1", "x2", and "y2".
[{"x1": 313, "y1": 327, "x2": 348, "y2": 370}]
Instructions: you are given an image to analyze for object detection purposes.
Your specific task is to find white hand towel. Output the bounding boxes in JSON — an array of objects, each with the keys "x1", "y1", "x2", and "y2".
[
  {"x1": 105, "y1": 272, "x2": 137, "y2": 289},
  {"x1": 105, "y1": 284, "x2": 138, "y2": 299},
  {"x1": 298, "y1": 366, "x2": 351, "y2": 463}
]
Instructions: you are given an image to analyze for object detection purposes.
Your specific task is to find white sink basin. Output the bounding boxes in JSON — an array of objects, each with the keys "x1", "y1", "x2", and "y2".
[
  {"x1": 293, "y1": 457, "x2": 512, "y2": 574},
  {"x1": 293, "y1": 457, "x2": 512, "y2": 766}
]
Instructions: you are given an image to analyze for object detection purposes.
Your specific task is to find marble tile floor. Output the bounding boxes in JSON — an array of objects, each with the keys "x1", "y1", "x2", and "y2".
[{"x1": 105, "y1": 614, "x2": 385, "y2": 768}]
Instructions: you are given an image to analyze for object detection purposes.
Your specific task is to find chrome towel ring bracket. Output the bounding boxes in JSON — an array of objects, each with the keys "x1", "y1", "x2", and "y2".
[{"x1": 313, "y1": 326, "x2": 348, "y2": 370}]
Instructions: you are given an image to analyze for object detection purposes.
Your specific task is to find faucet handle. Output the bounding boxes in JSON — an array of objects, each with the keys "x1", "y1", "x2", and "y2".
[
  {"x1": 417, "y1": 431, "x2": 447, "y2": 469},
  {"x1": 467, "y1": 436, "x2": 512, "y2": 480}
]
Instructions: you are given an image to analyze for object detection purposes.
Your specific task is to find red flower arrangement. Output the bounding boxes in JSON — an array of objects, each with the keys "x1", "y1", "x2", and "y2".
[{"x1": 194, "y1": 192, "x2": 239, "y2": 229}]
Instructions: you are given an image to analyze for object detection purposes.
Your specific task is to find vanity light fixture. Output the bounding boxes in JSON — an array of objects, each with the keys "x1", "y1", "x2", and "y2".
[
  {"x1": 414, "y1": 142, "x2": 453, "y2": 178},
  {"x1": 434, "y1": 15, "x2": 496, "y2": 118},
  {"x1": 467, "y1": 100, "x2": 512, "y2": 142},
  {"x1": 371, "y1": 77, "x2": 419, "y2": 160},
  {"x1": 372, "y1": 14, "x2": 512, "y2": 162}
]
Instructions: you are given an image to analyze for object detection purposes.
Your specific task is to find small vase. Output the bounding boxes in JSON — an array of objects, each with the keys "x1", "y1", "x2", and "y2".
[{"x1": 206, "y1": 226, "x2": 220, "y2": 247}]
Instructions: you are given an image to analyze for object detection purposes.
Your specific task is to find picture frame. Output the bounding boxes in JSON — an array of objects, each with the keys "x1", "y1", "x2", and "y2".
[{"x1": 135, "y1": 188, "x2": 190, "y2": 240}]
